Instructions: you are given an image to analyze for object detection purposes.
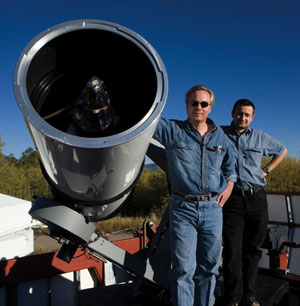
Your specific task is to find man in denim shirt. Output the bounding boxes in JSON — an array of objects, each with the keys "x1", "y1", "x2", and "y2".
[
  {"x1": 221, "y1": 99, "x2": 287, "y2": 306},
  {"x1": 153, "y1": 85, "x2": 237, "y2": 306}
]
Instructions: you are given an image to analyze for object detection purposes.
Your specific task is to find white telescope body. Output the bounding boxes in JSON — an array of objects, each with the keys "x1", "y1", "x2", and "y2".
[{"x1": 14, "y1": 20, "x2": 168, "y2": 221}]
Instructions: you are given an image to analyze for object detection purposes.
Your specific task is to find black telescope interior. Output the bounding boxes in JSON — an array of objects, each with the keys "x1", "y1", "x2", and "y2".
[{"x1": 26, "y1": 29, "x2": 158, "y2": 136}]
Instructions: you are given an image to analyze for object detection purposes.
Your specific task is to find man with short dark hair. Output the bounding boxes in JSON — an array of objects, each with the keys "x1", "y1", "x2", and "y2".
[
  {"x1": 153, "y1": 85, "x2": 237, "y2": 306},
  {"x1": 221, "y1": 99, "x2": 287, "y2": 306}
]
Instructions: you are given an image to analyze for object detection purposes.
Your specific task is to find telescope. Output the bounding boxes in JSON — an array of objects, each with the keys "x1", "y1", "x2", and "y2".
[
  {"x1": 14, "y1": 19, "x2": 168, "y2": 222},
  {"x1": 13, "y1": 19, "x2": 170, "y2": 287}
]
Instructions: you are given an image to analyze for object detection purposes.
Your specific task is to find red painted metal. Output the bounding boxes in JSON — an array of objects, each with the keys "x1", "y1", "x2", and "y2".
[
  {"x1": 0, "y1": 237, "x2": 143, "y2": 287},
  {"x1": 0, "y1": 249, "x2": 104, "y2": 286}
]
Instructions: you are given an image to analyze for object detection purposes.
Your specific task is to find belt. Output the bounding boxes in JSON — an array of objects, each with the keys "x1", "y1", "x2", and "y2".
[
  {"x1": 171, "y1": 189, "x2": 217, "y2": 202},
  {"x1": 233, "y1": 186, "x2": 264, "y2": 197}
]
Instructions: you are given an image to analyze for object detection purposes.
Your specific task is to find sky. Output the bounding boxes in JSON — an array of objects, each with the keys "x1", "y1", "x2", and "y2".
[{"x1": 0, "y1": 0, "x2": 300, "y2": 160}]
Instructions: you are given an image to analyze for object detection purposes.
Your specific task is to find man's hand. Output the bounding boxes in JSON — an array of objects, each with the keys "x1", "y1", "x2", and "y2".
[
  {"x1": 261, "y1": 148, "x2": 287, "y2": 179},
  {"x1": 217, "y1": 181, "x2": 234, "y2": 207},
  {"x1": 261, "y1": 168, "x2": 268, "y2": 178}
]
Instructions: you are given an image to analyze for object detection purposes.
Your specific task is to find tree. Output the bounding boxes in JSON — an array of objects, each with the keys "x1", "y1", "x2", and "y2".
[
  {"x1": 0, "y1": 135, "x2": 4, "y2": 162},
  {"x1": 5, "y1": 154, "x2": 18, "y2": 165},
  {"x1": 124, "y1": 168, "x2": 169, "y2": 219},
  {"x1": 264, "y1": 157, "x2": 300, "y2": 192},
  {"x1": 0, "y1": 142, "x2": 50, "y2": 201},
  {"x1": 18, "y1": 147, "x2": 40, "y2": 168},
  {"x1": 24, "y1": 166, "x2": 51, "y2": 199},
  {"x1": 0, "y1": 161, "x2": 31, "y2": 200}
]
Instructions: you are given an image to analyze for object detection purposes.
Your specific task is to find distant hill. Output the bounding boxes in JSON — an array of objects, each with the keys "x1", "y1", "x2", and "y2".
[{"x1": 144, "y1": 163, "x2": 158, "y2": 171}]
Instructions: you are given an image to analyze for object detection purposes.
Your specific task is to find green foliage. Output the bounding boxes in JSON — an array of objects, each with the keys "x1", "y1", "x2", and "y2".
[
  {"x1": 263, "y1": 156, "x2": 300, "y2": 192},
  {"x1": 0, "y1": 135, "x2": 4, "y2": 162},
  {"x1": 23, "y1": 166, "x2": 52, "y2": 199},
  {"x1": 0, "y1": 136, "x2": 50, "y2": 201},
  {"x1": 5, "y1": 154, "x2": 18, "y2": 165},
  {"x1": 0, "y1": 161, "x2": 31, "y2": 200},
  {"x1": 18, "y1": 147, "x2": 40, "y2": 168},
  {"x1": 122, "y1": 167, "x2": 169, "y2": 220},
  {"x1": 94, "y1": 215, "x2": 146, "y2": 235}
]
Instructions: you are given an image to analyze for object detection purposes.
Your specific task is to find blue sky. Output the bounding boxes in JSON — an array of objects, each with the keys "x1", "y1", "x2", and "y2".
[{"x1": 0, "y1": 0, "x2": 299, "y2": 159}]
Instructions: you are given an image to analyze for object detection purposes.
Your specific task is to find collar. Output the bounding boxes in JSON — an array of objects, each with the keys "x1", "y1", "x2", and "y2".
[
  {"x1": 230, "y1": 121, "x2": 252, "y2": 135},
  {"x1": 187, "y1": 118, "x2": 217, "y2": 132}
]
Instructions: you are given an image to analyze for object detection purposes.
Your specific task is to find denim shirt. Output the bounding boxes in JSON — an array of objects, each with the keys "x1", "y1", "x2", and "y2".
[
  {"x1": 221, "y1": 124, "x2": 285, "y2": 189},
  {"x1": 153, "y1": 118, "x2": 237, "y2": 196}
]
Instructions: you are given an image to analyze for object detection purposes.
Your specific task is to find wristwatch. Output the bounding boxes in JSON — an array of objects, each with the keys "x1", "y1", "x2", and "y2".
[{"x1": 262, "y1": 167, "x2": 270, "y2": 174}]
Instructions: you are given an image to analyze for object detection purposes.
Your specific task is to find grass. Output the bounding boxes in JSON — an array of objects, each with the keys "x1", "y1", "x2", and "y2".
[
  {"x1": 32, "y1": 214, "x2": 161, "y2": 249},
  {"x1": 34, "y1": 247, "x2": 46, "y2": 254},
  {"x1": 32, "y1": 214, "x2": 162, "y2": 255},
  {"x1": 94, "y1": 214, "x2": 160, "y2": 235}
]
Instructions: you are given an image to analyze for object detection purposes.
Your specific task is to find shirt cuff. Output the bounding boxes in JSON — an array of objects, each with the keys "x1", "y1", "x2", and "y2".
[{"x1": 226, "y1": 175, "x2": 237, "y2": 183}]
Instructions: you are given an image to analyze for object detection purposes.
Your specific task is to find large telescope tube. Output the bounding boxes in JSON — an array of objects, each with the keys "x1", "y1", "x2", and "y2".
[{"x1": 14, "y1": 20, "x2": 168, "y2": 221}]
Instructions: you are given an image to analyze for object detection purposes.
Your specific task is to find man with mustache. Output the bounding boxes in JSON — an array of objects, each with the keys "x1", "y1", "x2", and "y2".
[{"x1": 153, "y1": 85, "x2": 237, "y2": 306}]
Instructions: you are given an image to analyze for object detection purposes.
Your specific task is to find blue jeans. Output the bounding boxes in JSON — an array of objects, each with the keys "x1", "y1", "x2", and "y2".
[{"x1": 169, "y1": 194, "x2": 222, "y2": 306}]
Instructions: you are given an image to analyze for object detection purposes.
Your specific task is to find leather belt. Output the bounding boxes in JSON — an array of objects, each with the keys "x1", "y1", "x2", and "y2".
[
  {"x1": 233, "y1": 186, "x2": 264, "y2": 197},
  {"x1": 171, "y1": 189, "x2": 217, "y2": 202}
]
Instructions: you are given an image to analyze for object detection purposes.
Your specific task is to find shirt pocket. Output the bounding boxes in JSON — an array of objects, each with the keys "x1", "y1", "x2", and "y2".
[
  {"x1": 244, "y1": 147, "x2": 262, "y2": 167},
  {"x1": 175, "y1": 141, "x2": 195, "y2": 163},
  {"x1": 206, "y1": 145, "x2": 226, "y2": 169}
]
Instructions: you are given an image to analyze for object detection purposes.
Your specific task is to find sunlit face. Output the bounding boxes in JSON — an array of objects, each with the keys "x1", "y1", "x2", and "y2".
[
  {"x1": 186, "y1": 90, "x2": 211, "y2": 125},
  {"x1": 232, "y1": 105, "x2": 254, "y2": 132}
]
